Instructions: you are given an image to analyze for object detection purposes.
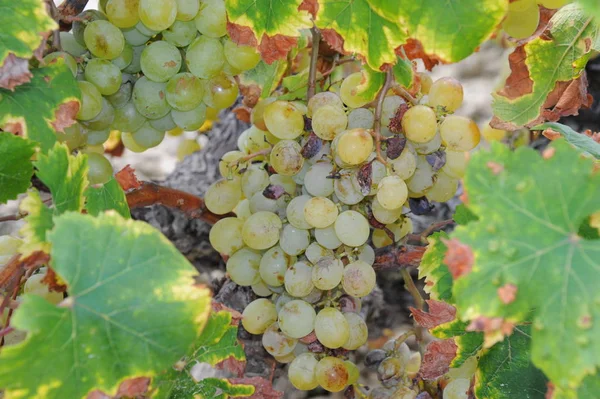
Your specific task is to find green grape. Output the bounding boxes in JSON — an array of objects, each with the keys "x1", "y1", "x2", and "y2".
[
  {"x1": 305, "y1": 242, "x2": 333, "y2": 264},
  {"x1": 165, "y1": 73, "x2": 205, "y2": 112},
  {"x1": 260, "y1": 246, "x2": 295, "y2": 287},
  {"x1": 442, "y1": 150, "x2": 468, "y2": 179},
  {"x1": 176, "y1": 0, "x2": 200, "y2": 21},
  {"x1": 371, "y1": 197, "x2": 402, "y2": 224},
  {"x1": 315, "y1": 356, "x2": 349, "y2": 392},
  {"x1": 73, "y1": 10, "x2": 108, "y2": 45},
  {"x1": 307, "y1": 91, "x2": 344, "y2": 117},
  {"x1": 205, "y1": 178, "x2": 242, "y2": 215},
  {"x1": 24, "y1": 274, "x2": 63, "y2": 305},
  {"x1": 112, "y1": 101, "x2": 146, "y2": 132},
  {"x1": 428, "y1": 77, "x2": 464, "y2": 112},
  {"x1": 264, "y1": 100, "x2": 305, "y2": 140},
  {"x1": 84, "y1": 20, "x2": 125, "y2": 60},
  {"x1": 149, "y1": 113, "x2": 177, "y2": 131},
  {"x1": 389, "y1": 144, "x2": 417, "y2": 180},
  {"x1": 406, "y1": 156, "x2": 435, "y2": 197},
  {"x1": 377, "y1": 176, "x2": 408, "y2": 210},
  {"x1": 86, "y1": 129, "x2": 111, "y2": 146},
  {"x1": 106, "y1": 0, "x2": 140, "y2": 28},
  {"x1": 249, "y1": 190, "x2": 280, "y2": 215},
  {"x1": 336, "y1": 129, "x2": 373, "y2": 165},
  {"x1": 347, "y1": 107, "x2": 374, "y2": 130},
  {"x1": 238, "y1": 126, "x2": 272, "y2": 154},
  {"x1": 334, "y1": 210, "x2": 370, "y2": 247},
  {"x1": 413, "y1": 132, "x2": 442, "y2": 155},
  {"x1": 82, "y1": 98, "x2": 115, "y2": 131},
  {"x1": 140, "y1": 41, "x2": 182, "y2": 83},
  {"x1": 340, "y1": 72, "x2": 370, "y2": 108},
  {"x1": 242, "y1": 211, "x2": 282, "y2": 250},
  {"x1": 59, "y1": 32, "x2": 88, "y2": 57},
  {"x1": 87, "y1": 152, "x2": 113, "y2": 185},
  {"x1": 251, "y1": 97, "x2": 276, "y2": 131},
  {"x1": 242, "y1": 298, "x2": 278, "y2": 334},
  {"x1": 163, "y1": 20, "x2": 198, "y2": 47},
  {"x1": 218, "y1": 150, "x2": 244, "y2": 178},
  {"x1": 356, "y1": 243, "x2": 375, "y2": 266},
  {"x1": 311, "y1": 256, "x2": 343, "y2": 290},
  {"x1": 122, "y1": 27, "x2": 150, "y2": 46},
  {"x1": 315, "y1": 307, "x2": 350, "y2": 349},
  {"x1": 227, "y1": 248, "x2": 262, "y2": 286},
  {"x1": 345, "y1": 360, "x2": 360, "y2": 384},
  {"x1": 342, "y1": 312, "x2": 368, "y2": 350},
  {"x1": 443, "y1": 378, "x2": 470, "y2": 399},
  {"x1": 121, "y1": 132, "x2": 145, "y2": 152},
  {"x1": 222, "y1": 58, "x2": 243, "y2": 77},
  {"x1": 171, "y1": 103, "x2": 207, "y2": 130},
  {"x1": 278, "y1": 299, "x2": 316, "y2": 338},
  {"x1": 112, "y1": 43, "x2": 133, "y2": 70},
  {"x1": 314, "y1": 225, "x2": 343, "y2": 250},
  {"x1": 138, "y1": 0, "x2": 177, "y2": 31},
  {"x1": 85, "y1": 58, "x2": 122, "y2": 95},
  {"x1": 334, "y1": 169, "x2": 364, "y2": 205},
  {"x1": 56, "y1": 123, "x2": 87, "y2": 150},
  {"x1": 342, "y1": 260, "x2": 376, "y2": 297},
  {"x1": 263, "y1": 322, "x2": 297, "y2": 357},
  {"x1": 43, "y1": 52, "x2": 78, "y2": 77},
  {"x1": 419, "y1": 72, "x2": 433, "y2": 94},
  {"x1": 251, "y1": 280, "x2": 272, "y2": 297},
  {"x1": 223, "y1": 39, "x2": 261, "y2": 71},
  {"x1": 77, "y1": 81, "x2": 103, "y2": 121},
  {"x1": 440, "y1": 115, "x2": 481, "y2": 151},
  {"x1": 304, "y1": 197, "x2": 338, "y2": 228},
  {"x1": 289, "y1": 353, "x2": 319, "y2": 390},
  {"x1": 132, "y1": 76, "x2": 171, "y2": 119},
  {"x1": 402, "y1": 105, "x2": 437, "y2": 143},
  {"x1": 203, "y1": 74, "x2": 239, "y2": 110},
  {"x1": 241, "y1": 164, "x2": 270, "y2": 198},
  {"x1": 286, "y1": 195, "x2": 312, "y2": 230},
  {"x1": 284, "y1": 261, "x2": 314, "y2": 297},
  {"x1": 280, "y1": 224, "x2": 310, "y2": 256},
  {"x1": 131, "y1": 122, "x2": 165, "y2": 148},
  {"x1": 186, "y1": 36, "x2": 225, "y2": 79},
  {"x1": 304, "y1": 162, "x2": 334, "y2": 197},
  {"x1": 123, "y1": 45, "x2": 145, "y2": 74},
  {"x1": 270, "y1": 140, "x2": 304, "y2": 176},
  {"x1": 209, "y1": 217, "x2": 244, "y2": 256},
  {"x1": 426, "y1": 171, "x2": 458, "y2": 203},
  {"x1": 194, "y1": 0, "x2": 227, "y2": 37},
  {"x1": 135, "y1": 20, "x2": 159, "y2": 36}
]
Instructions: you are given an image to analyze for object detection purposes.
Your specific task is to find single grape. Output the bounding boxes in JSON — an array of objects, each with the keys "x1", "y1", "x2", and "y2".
[
  {"x1": 442, "y1": 150, "x2": 468, "y2": 179},
  {"x1": 315, "y1": 356, "x2": 349, "y2": 392},
  {"x1": 428, "y1": 77, "x2": 464, "y2": 112},
  {"x1": 186, "y1": 36, "x2": 225, "y2": 79},
  {"x1": 345, "y1": 360, "x2": 360, "y2": 384},
  {"x1": 304, "y1": 162, "x2": 334, "y2": 197},
  {"x1": 340, "y1": 72, "x2": 370, "y2": 108},
  {"x1": 288, "y1": 353, "x2": 319, "y2": 390},
  {"x1": 241, "y1": 164, "x2": 270, "y2": 198},
  {"x1": 263, "y1": 322, "x2": 297, "y2": 357},
  {"x1": 406, "y1": 156, "x2": 435, "y2": 197},
  {"x1": 342, "y1": 260, "x2": 376, "y2": 297},
  {"x1": 270, "y1": 140, "x2": 304, "y2": 176},
  {"x1": 348, "y1": 107, "x2": 375, "y2": 129},
  {"x1": 286, "y1": 195, "x2": 312, "y2": 230},
  {"x1": 82, "y1": 98, "x2": 115, "y2": 131},
  {"x1": 171, "y1": 103, "x2": 208, "y2": 131},
  {"x1": 260, "y1": 246, "x2": 294, "y2": 287},
  {"x1": 218, "y1": 150, "x2": 244, "y2": 178},
  {"x1": 336, "y1": 129, "x2": 373, "y2": 165},
  {"x1": 203, "y1": 74, "x2": 239, "y2": 110},
  {"x1": 227, "y1": 248, "x2": 262, "y2": 286},
  {"x1": 163, "y1": 20, "x2": 198, "y2": 47},
  {"x1": 121, "y1": 132, "x2": 146, "y2": 152},
  {"x1": 334, "y1": 169, "x2": 364, "y2": 205},
  {"x1": 122, "y1": 27, "x2": 151, "y2": 46},
  {"x1": 280, "y1": 225, "x2": 310, "y2": 256},
  {"x1": 138, "y1": 0, "x2": 177, "y2": 31},
  {"x1": 334, "y1": 210, "x2": 370, "y2": 247},
  {"x1": 405, "y1": 352, "x2": 422, "y2": 377},
  {"x1": 57, "y1": 123, "x2": 87, "y2": 150},
  {"x1": 242, "y1": 298, "x2": 278, "y2": 334},
  {"x1": 264, "y1": 100, "x2": 305, "y2": 140},
  {"x1": 307, "y1": 91, "x2": 344, "y2": 117},
  {"x1": 223, "y1": 39, "x2": 261, "y2": 71},
  {"x1": 314, "y1": 225, "x2": 343, "y2": 250},
  {"x1": 238, "y1": 126, "x2": 272, "y2": 154},
  {"x1": 87, "y1": 152, "x2": 113, "y2": 185},
  {"x1": 131, "y1": 122, "x2": 165, "y2": 148},
  {"x1": 140, "y1": 41, "x2": 182, "y2": 83},
  {"x1": 112, "y1": 43, "x2": 133, "y2": 70},
  {"x1": 419, "y1": 72, "x2": 433, "y2": 94},
  {"x1": 85, "y1": 58, "x2": 122, "y2": 96},
  {"x1": 251, "y1": 97, "x2": 276, "y2": 131},
  {"x1": 371, "y1": 197, "x2": 402, "y2": 224},
  {"x1": 84, "y1": 20, "x2": 125, "y2": 60},
  {"x1": 270, "y1": 174, "x2": 296, "y2": 194},
  {"x1": 59, "y1": 32, "x2": 87, "y2": 57},
  {"x1": 112, "y1": 101, "x2": 146, "y2": 132},
  {"x1": 242, "y1": 211, "x2": 282, "y2": 250},
  {"x1": 194, "y1": 0, "x2": 227, "y2": 37},
  {"x1": 356, "y1": 244, "x2": 376, "y2": 265},
  {"x1": 73, "y1": 10, "x2": 108, "y2": 45},
  {"x1": 106, "y1": 0, "x2": 140, "y2": 28},
  {"x1": 249, "y1": 191, "x2": 282, "y2": 214},
  {"x1": 377, "y1": 176, "x2": 408, "y2": 210},
  {"x1": 311, "y1": 256, "x2": 343, "y2": 290},
  {"x1": 278, "y1": 299, "x2": 316, "y2": 338},
  {"x1": 205, "y1": 178, "x2": 242, "y2": 215},
  {"x1": 426, "y1": 171, "x2": 458, "y2": 202},
  {"x1": 388, "y1": 145, "x2": 417, "y2": 180},
  {"x1": 304, "y1": 197, "x2": 338, "y2": 228},
  {"x1": 77, "y1": 81, "x2": 103, "y2": 121},
  {"x1": 285, "y1": 261, "x2": 314, "y2": 297},
  {"x1": 166, "y1": 73, "x2": 205, "y2": 112},
  {"x1": 175, "y1": 0, "x2": 200, "y2": 21},
  {"x1": 315, "y1": 307, "x2": 350, "y2": 349},
  {"x1": 132, "y1": 76, "x2": 171, "y2": 119},
  {"x1": 312, "y1": 104, "x2": 348, "y2": 141},
  {"x1": 440, "y1": 115, "x2": 481, "y2": 151},
  {"x1": 401, "y1": 105, "x2": 438, "y2": 143},
  {"x1": 43, "y1": 52, "x2": 78, "y2": 77},
  {"x1": 342, "y1": 312, "x2": 368, "y2": 350}
]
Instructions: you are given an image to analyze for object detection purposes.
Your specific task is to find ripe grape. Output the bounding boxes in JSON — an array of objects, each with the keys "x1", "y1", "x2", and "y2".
[
  {"x1": 141, "y1": 41, "x2": 182, "y2": 83},
  {"x1": 60, "y1": 32, "x2": 87, "y2": 57},
  {"x1": 389, "y1": 145, "x2": 417, "y2": 180},
  {"x1": 223, "y1": 40, "x2": 261, "y2": 71},
  {"x1": 336, "y1": 129, "x2": 373, "y2": 165},
  {"x1": 278, "y1": 299, "x2": 316, "y2": 338},
  {"x1": 348, "y1": 107, "x2": 375, "y2": 129},
  {"x1": 270, "y1": 140, "x2": 304, "y2": 176},
  {"x1": 286, "y1": 195, "x2": 312, "y2": 230},
  {"x1": 280, "y1": 225, "x2": 310, "y2": 256},
  {"x1": 443, "y1": 378, "x2": 470, "y2": 399},
  {"x1": 163, "y1": 20, "x2": 198, "y2": 47},
  {"x1": 112, "y1": 43, "x2": 134, "y2": 70},
  {"x1": 242, "y1": 298, "x2": 278, "y2": 334},
  {"x1": 342, "y1": 260, "x2": 376, "y2": 297},
  {"x1": 138, "y1": 0, "x2": 177, "y2": 31},
  {"x1": 345, "y1": 360, "x2": 360, "y2": 384},
  {"x1": 371, "y1": 197, "x2": 402, "y2": 224},
  {"x1": 175, "y1": 0, "x2": 200, "y2": 21},
  {"x1": 304, "y1": 162, "x2": 334, "y2": 197},
  {"x1": 334, "y1": 169, "x2": 364, "y2": 205},
  {"x1": 289, "y1": 353, "x2": 319, "y2": 390},
  {"x1": 419, "y1": 72, "x2": 433, "y2": 94},
  {"x1": 84, "y1": 20, "x2": 125, "y2": 60},
  {"x1": 205, "y1": 178, "x2": 242, "y2": 215},
  {"x1": 165, "y1": 73, "x2": 205, "y2": 112},
  {"x1": 122, "y1": 132, "x2": 146, "y2": 152},
  {"x1": 87, "y1": 152, "x2": 113, "y2": 185},
  {"x1": 150, "y1": 113, "x2": 177, "y2": 132},
  {"x1": 263, "y1": 322, "x2": 297, "y2": 357},
  {"x1": 251, "y1": 97, "x2": 276, "y2": 130},
  {"x1": 311, "y1": 256, "x2": 343, "y2": 290},
  {"x1": 132, "y1": 76, "x2": 170, "y2": 119},
  {"x1": 343, "y1": 312, "x2": 368, "y2": 350},
  {"x1": 401, "y1": 105, "x2": 437, "y2": 143},
  {"x1": 315, "y1": 356, "x2": 349, "y2": 392},
  {"x1": 377, "y1": 176, "x2": 408, "y2": 210},
  {"x1": 340, "y1": 72, "x2": 370, "y2": 108},
  {"x1": 194, "y1": 0, "x2": 227, "y2": 37},
  {"x1": 334, "y1": 210, "x2": 370, "y2": 247},
  {"x1": 122, "y1": 27, "x2": 150, "y2": 46},
  {"x1": 186, "y1": 36, "x2": 225, "y2": 79},
  {"x1": 312, "y1": 104, "x2": 348, "y2": 140},
  {"x1": 208, "y1": 217, "x2": 244, "y2": 256},
  {"x1": 428, "y1": 77, "x2": 464, "y2": 112},
  {"x1": 77, "y1": 81, "x2": 103, "y2": 121},
  {"x1": 260, "y1": 246, "x2": 294, "y2": 287},
  {"x1": 264, "y1": 101, "x2": 305, "y2": 140},
  {"x1": 43, "y1": 52, "x2": 78, "y2": 77},
  {"x1": 204, "y1": 74, "x2": 239, "y2": 110},
  {"x1": 406, "y1": 156, "x2": 435, "y2": 196},
  {"x1": 315, "y1": 307, "x2": 350, "y2": 349},
  {"x1": 284, "y1": 261, "x2": 314, "y2": 297},
  {"x1": 304, "y1": 197, "x2": 338, "y2": 228},
  {"x1": 83, "y1": 98, "x2": 115, "y2": 131},
  {"x1": 227, "y1": 248, "x2": 261, "y2": 286},
  {"x1": 426, "y1": 171, "x2": 458, "y2": 202},
  {"x1": 242, "y1": 211, "x2": 283, "y2": 250},
  {"x1": 307, "y1": 91, "x2": 344, "y2": 117},
  {"x1": 171, "y1": 103, "x2": 208, "y2": 130},
  {"x1": 314, "y1": 225, "x2": 343, "y2": 250},
  {"x1": 241, "y1": 164, "x2": 270, "y2": 198},
  {"x1": 440, "y1": 115, "x2": 481, "y2": 151},
  {"x1": 105, "y1": 0, "x2": 140, "y2": 28},
  {"x1": 112, "y1": 101, "x2": 146, "y2": 132},
  {"x1": 85, "y1": 59, "x2": 123, "y2": 96}
]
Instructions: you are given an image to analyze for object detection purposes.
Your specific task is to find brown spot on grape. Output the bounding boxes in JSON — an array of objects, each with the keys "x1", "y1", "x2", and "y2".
[{"x1": 164, "y1": 60, "x2": 177, "y2": 68}]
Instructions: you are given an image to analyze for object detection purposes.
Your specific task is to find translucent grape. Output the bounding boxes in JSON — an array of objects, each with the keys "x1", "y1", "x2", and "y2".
[
  {"x1": 278, "y1": 299, "x2": 316, "y2": 338},
  {"x1": 356, "y1": 243, "x2": 375, "y2": 265},
  {"x1": 314, "y1": 225, "x2": 343, "y2": 250},
  {"x1": 345, "y1": 360, "x2": 360, "y2": 385},
  {"x1": 87, "y1": 153, "x2": 113, "y2": 185},
  {"x1": 186, "y1": 36, "x2": 225, "y2": 79},
  {"x1": 263, "y1": 322, "x2": 297, "y2": 357},
  {"x1": 371, "y1": 197, "x2": 402, "y2": 224},
  {"x1": 249, "y1": 191, "x2": 282, "y2": 214},
  {"x1": 121, "y1": 132, "x2": 146, "y2": 152},
  {"x1": 84, "y1": 58, "x2": 122, "y2": 96},
  {"x1": 406, "y1": 352, "x2": 422, "y2": 377},
  {"x1": 304, "y1": 197, "x2": 338, "y2": 228},
  {"x1": 270, "y1": 174, "x2": 296, "y2": 194},
  {"x1": 340, "y1": 72, "x2": 370, "y2": 108},
  {"x1": 166, "y1": 73, "x2": 205, "y2": 112},
  {"x1": 260, "y1": 246, "x2": 294, "y2": 287},
  {"x1": 77, "y1": 81, "x2": 103, "y2": 121},
  {"x1": 503, "y1": 2, "x2": 539, "y2": 40},
  {"x1": 342, "y1": 260, "x2": 376, "y2": 297},
  {"x1": 57, "y1": 123, "x2": 86, "y2": 150},
  {"x1": 224, "y1": 39, "x2": 261, "y2": 71},
  {"x1": 315, "y1": 356, "x2": 349, "y2": 392},
  {"x1": 419, "y1": 72, "x2": 433, "y2": 94},
  {"x1": 402, "y1": 105, "x2": 438, "y2": 143},
  {"x1": 84, "y1": 20, "x2": 125, "y2": 60},
  {"x1": 307, "y1": 92, "x2": 344, "y2": 117},
  {"x1": 24, "y1": 274, "x2": 63, "y2": 305},
  {"x1": 315, "y1": 307, "x2": 349, "y2": 349},
  {"x1": 242, "y1": 211, "x2": 282, "y2": 250},
  {"x1": 305, "y1": 242, "x2": 334, "y2": 264},
  {"x1": 288, "y1": 353, "x2": 319, "y2": 390},
  {"x1": 242, "y1": 298, "x2": 277, "y2": 334},
  {"x1": 311, "y1": 256, "x2": 343, "y2": 290},
  {"x1": 342, "y1": 312, "x2": 368, "y2": 350},
  {"x1": 280, "y1": 224, "x2": 310, "y2": 256},
  {"x1": 440, "y1": 115, "x2": 481, "y2": 151},
  {"x1": 59, "y1": 32, "x2": 87, "y2": 57},
  {"x1": 106, "y1": 0, "x2": 140, "y2": 28},
  {"x1": 175, "y1": 0, "x2": 200, "y2": 21},
  {"x1": 132, "y1": 76, "x2": 170, "y2": 119},
  {"x1": 377, "y1": 176, "x2": 408, "y2": 210},
  {"x1": 264, "y1": 101, "x2": 305, "y2": 140},
  {"x1": 238, "y1": 126, "x2": 272, "y2": 154},
  {"x1": 112, "y1": 101, "x2": 146, "y2": 132},
  {"x1": 251, "y1": 97, "x2": 276, "y2": 131},
  {"x1": 426, "y1": 171, "x2": 458, "y2": 202},
  {"x1": 266, "y1": 140, "x2": 304, "y2": 177},
  {"x1": 334, "y1": 210, "x2": 370, "y2": 247},
  {"x1": 123, "y1": 45, "x2": 145, "y2": 73},
  {"x1": 348, "y1": 107, "x2": 375, "y2": 129},
  {"x1": 172, "y1": 103, "x2": 207, "y2": 130},
  {"x1": 218, "y1": 150, "x2": 244, "y2": 178},
  {"x1": 304, "y1": 162, "x2": 334, "y2": 197},
  {"x1": 205, "y1": 178, "x2": 242, "y2": 215},
  {"x1": 140, "y1": 41, "x2": 182, "y2": 83},
  {"x1": 163, "y1": 20, "x2": 198, "y2": 47},
  {"x1": 443, "y1": 378, "x2": 470, "y2": 399},
  {"x1": 286, "y1": 195, "x2": 312, "y2": 230},
  {"x1": 428, "y1": 77, "x2": 464, "y2": 112},
  {"x1": 312, "y1": 104, "x2": 348, "y2": 140},
  {"x1": 73, "y1": 10, "x2": 107, "y2": 45},
  {"x1": 227, "y1": 248, "x2": 261, "y2": 286},
  {"x1": 43, "y1": 52, "x2": 77, "y2": 77},
  {"x1": 204, "y1": 74, "x2": 239, "y2": 110},
  {"x1": 138, "y1": 0, "x2": 177, "y2": 31},
  {"x1": 336, "y1": 129, "x2": 373, "y2": 165},
  {"x1": 194, "y1": 0, "x2": 227, "y2": 37},
  {"x1": 285, "y1": 261, "x2": 314, "y2": 297},
  {"x1": 413, "y1": 132, "x2": 442, "y2": 155}
]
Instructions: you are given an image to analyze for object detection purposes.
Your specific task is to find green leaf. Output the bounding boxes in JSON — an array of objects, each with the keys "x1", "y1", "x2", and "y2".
[
  {"x1": 419, "y1": 232, "x2": 454, "y2": 303},
  {"x1": 240, "y1": 60, "x2": 288, "y2": 99},
  {"x1": 534, "y1": 122, "x2": 600, "y2": 159},
  {"x1": 192, "y1": 379, "x2": 254, "y2": 399},
  {"x1": 492, "y1": 5, "x2": 599, "y2": 129},
  {"x1": 474, "y1": 326, "x2": 548, "y2": 399},
  {"x1": 85, "y1": 177, "x2": 130, "y2": 219},
  {"x1": 579, "y1": 0, "x2": 600, "y2": 24},
  {"x1": 18, "y1": 189, "x2": 53, "y2": 256},
  {"x1": 280, "y1": 68, "x2": 312, "y2": 101},
  {"x1": 0, "y1": 212, "x2": 211, "y2": 399},
  {"x1": 576, "y1": 373, "x2": 600, "y2": 399},
  {"x1": 225, "y1": 0, "x2": 312, "y2": 39},
  {"x1": 315, "y1": 0, "x2": 408, "y2": 70},
  {"x1": 392, "y1": 57, "x2": 414, "y2": 89},
  {"x1": 0, "y1": 133, "x2": 35, "y2": 203},
  {"x1": 356, "y1": 67, "x2": 385, "y2": 103},
  {"x1": 0, "y1": 64, "x2": 80, "y2": 152},
  {"x1": 451, "y1": 140, "x2": 600, "y2": 390},
  {"x1": 34, "y1": 142, "x2": 88, "y2": 214},
  {"x1": 432, "y1": 319, "x2": 484, "y2": 368},
  {"x1": 0, "y1": 0, "x2": 57, "y2": 63},
  {"x1": 453, "y1": 204, "x2": 479, "y2": 225}
]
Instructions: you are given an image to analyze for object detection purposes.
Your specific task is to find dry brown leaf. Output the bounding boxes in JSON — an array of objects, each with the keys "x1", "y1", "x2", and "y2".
[
  {"x1": 50, "y1": 101, "x2": 79, "y2": 132},
  {"x1": 410, "y1": 300, "x2": 457, "y2": 329},
  {"x1": 229, "y1": 376, "x2": 284, "y2": 399},
  {"x1": 212, "y1": 301, "x2": 243, "y2": 326},
  {"x1": 115, "y1": 165, "x2": 142, "y2": 191},
  {"x1": 441, "y1": 238, "x2": 474, "y2": 279},
  {"x1": 320, "y1": 28, "x2": 347, "y2": 55},
  {"x1": 0, "y1": 54, "x2": 33, "y2": 91},
  {"x1": 216, "y1": 357, "x2": 246, "y2": 378},
  {"x1": 419, "y1": 339, "x2": 457, "y2": 380},
  {"x1": 226, "y1": 22, "x2": 258, "y2": 47},
  {"x1": 87, "y1": 377, "x2": 150, "y2": 399},
  {"x1": 396, "y1": 39, "x2": 442, "y2": 71},
  {"x1": 540, "y1": 74, "x2": 593, "y2": 123},
  {"x1": 42, "y1": 268, "x2": 67, "y2": 293},
  {"x1": 240, "y1": 84, "x2": 261, "y2": 108},
  {"x1": 298, "y1": 0, "x2": 319, "y2": 17},
  {"x1": 258, "y1": 34, "x2": 298, "y2": 65},
  {"x1": 232, "y1": 106, "x2": 251, "y2": 123}
]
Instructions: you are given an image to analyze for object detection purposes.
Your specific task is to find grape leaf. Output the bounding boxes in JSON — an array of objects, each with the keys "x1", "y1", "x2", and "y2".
[
  {"x1": 85, "y1": 177, "x2": 131, "y2": 219},
  {"x1": 451, "y1": 140, "x2": 600, "y2": 391},
  {"x1": 579, "y1": 0, "x2": 600, "y2": 24},
  {"x1": 0, "y1": 212, "x2": 211, "y2": 399},
  {"x1": 356, "y1": 67, "x2": 385, "y2": 103},
  {"x1": 34, "y1": 142, "x2": 88, "y2": 214},
  {"x1": 0, "y1": 0, "x2": 57, "y2": 89},
  {"x1": 240, "y1": 60, "x2": 288, "y2": 99},
  {"x1": 0, "y1": 63, "x2": 80, "y2": 152},
  {"x1": 419, "y1": 232, "x2": 454, "y2": 303},
  {"x1": 173, "y1": 378, "x2": 254, "y2": 399},
  {"x1": 0, "y1": 133, "x2": 36, "y2": 203},
  {"x1": 534, "y1": 122, "x2": 600, "y2": 159},
  {"x1": 315, "y1": 0, "x2": 408, "y2": 70},
  {"x1": 392, "y1": 57, "x2": 415, "y2": 89},
  {"x1": 492, "y1": 4, "x2": 599, "y2": 129},
  {"x1": 18, "y1": 190, "x2": 53, "y2": 256},
  {"x1": 432, "y1": 319, "x2": 484, "y2": 368},
  {"x1": 475, "y1": 326, "x2": 548, "y2": 399}
]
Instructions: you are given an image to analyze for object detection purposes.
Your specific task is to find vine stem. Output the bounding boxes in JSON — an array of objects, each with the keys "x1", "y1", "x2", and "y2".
[
  {"x1": 419, "y1": 219, "x2": 454, "y2": 243},
  {"x1": 401, "y1": 268, "x2": 426, "y2": 346},
  {"x1": 307, "y1": 26, "x2": 321, "y2": 101},
  {"x1": 372, "y1": 69, "x2": 394, "y2": 165}
]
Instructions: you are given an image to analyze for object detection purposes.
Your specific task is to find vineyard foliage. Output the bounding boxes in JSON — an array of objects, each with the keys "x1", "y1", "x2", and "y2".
[{"x1": 0, "y1": 0, "x2": 599, "y2": 398}]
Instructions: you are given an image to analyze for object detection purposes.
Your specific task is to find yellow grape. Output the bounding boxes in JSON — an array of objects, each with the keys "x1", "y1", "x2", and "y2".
[
  {"x1": 336, "y1": 129, "x2": 373, "y2": 165},
  {"x1": 402, "y1": 105, "x2": 438, "y2": 143},
  {"x1": 503, "y1": 1, "x2": 540, "y2": 40},
  {"x1": 428, "y1": 77, "x2": 464, "y2": 112},
  {"x1": 440, "y1": 115, "x2": 481, "y2": 151}
]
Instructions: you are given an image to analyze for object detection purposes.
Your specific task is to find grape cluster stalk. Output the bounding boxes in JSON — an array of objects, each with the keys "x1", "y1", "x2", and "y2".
[
  {"x1": 46, "y1": 0, "x2": 256, "y2": 184},
  {"x1": 206, "y1": 53, "x2": 480, "y2": 393}
]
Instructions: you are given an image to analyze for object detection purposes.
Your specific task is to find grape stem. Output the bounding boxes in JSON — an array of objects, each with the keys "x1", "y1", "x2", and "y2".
[
  {"x1": 372, "y1": 69, "x2": 394, "y2": 165},
  {"x1": 418, "y1": 219, "x2": 455, "y2": 243},
  {"x1": 400, "y1": 268, "x2": 426, "y2": 348},
  {"x1": 0, "y1": 327, "x2": 14, "y2": 338},
  {"x1": 126, "y1": 182, "x2": 234, "y2": 224},
  {"x1": 232, "y1": 148, "x2": 272, "y2": 167},
  {"x1": 391, "y1": 85, "x2": 419, "y2": 106},
  {"x1": 307, "y1": 26, "x2": 322, "y2": 101}
]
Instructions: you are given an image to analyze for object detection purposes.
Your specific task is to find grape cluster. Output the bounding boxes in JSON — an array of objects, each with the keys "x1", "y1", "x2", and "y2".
[
  {"x1": 47, "y1": 0, "x2": 259, "y2": 185},
  {"x1": 502, "y1": 0, "x2": 570, "y2": 40},
  {"x1": 207, "y1": 67, "x2": 479, "y2": 392}
]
